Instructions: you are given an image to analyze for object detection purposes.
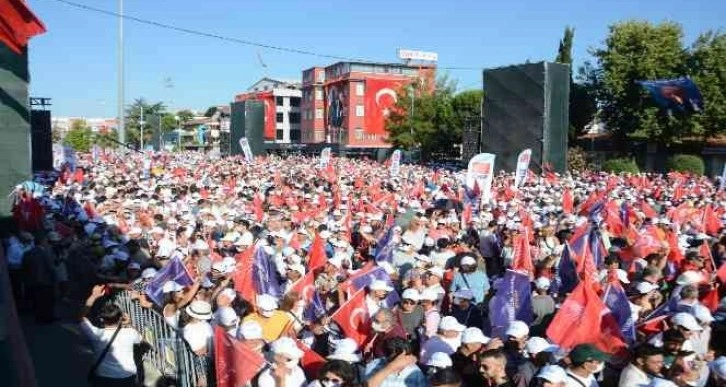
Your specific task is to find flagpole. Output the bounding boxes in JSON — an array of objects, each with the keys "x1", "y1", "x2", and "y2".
[{"x1": 117, "y1": 0, "x2": 125, "y2": 145}]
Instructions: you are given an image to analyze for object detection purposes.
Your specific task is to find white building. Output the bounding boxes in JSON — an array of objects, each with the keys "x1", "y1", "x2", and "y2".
[{"x1": 235, "y1": 78, "x2": 303, "y2": 144}]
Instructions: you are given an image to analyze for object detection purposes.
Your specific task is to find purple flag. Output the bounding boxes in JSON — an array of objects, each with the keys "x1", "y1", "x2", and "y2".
[
  {"x1": 374, "y1": 228, "x2": 395, "y2": 264},
  {"x1": 349, "y1": 265, "x2": 400, "y2": 306},
  {"x1": 488, "y1": 270, "x2": 532, "y2": 338},
  {"x1": 552, "y1": 245, "x2": 578, "y2": 295},
  {"x1": 303, "y1": 291, "x2": 326, "y2": 321},
  {"x1": 252, "y1": 247, "x2": 282, "y2": 297},
  {"x1": 145, "y1": 257, "x2": 193, "y2": 306},
  {"x1": 603, "y1": 284, "x2": 636, "y2": 344}
]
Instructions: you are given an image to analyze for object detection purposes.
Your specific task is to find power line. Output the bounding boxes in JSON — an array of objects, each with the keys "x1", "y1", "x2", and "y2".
[{"x1": 47, "y1": 0, "x2": 482, "y2": 71}]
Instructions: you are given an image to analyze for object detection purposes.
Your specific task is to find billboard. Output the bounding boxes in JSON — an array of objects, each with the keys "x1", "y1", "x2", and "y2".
[
  {"x1": 365, "y1": 78, "x2": 405, "y2": 136},
  {"x1": 397, "y1": 49, "x2": 438, "y2": 62},
  {"x1": 326, "y1": 82, "x2": 348, "y2": 129},
  {"x1": 238, "y1": 91, "x2": 276, "y2": 140}
]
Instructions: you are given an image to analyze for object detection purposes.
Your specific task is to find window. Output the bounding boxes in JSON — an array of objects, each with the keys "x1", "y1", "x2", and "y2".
[
  {"x1": 316, "y1": 71, "x2": 325, "y2": 83},
  {"x1": 355, "y1": 128, "x2": 364, "y2": 140},
  {"x1": 315, "y1": 108, "x2": 323, "y2": 119},
  {"x1": 356, "y1": 83, "x2": 365, "y2": 96},
  {"x1": 276, "y1": 129, "x2": 284, "y2": 140},
  {"x1": 356, "y1": 105, "x2": 365, "y2": 117},
  {"x1": 315, "y1": 89, "x2": 323, "y2": 101},
  {"x1": 290, "y1": 98, "x2": 300, "y2": 107},
  {"x1": 276, "y1": 113, "x2": 284, "y2": 123},
  {"x1": 289, "y1": 112, "x2": 301, "y2": 124},
  {"x1": 290, "y1": 130, "x2": 301, "y2": 142},
  {"x1": 276, "y1": 96, "x2": 284, "y2": 106}
]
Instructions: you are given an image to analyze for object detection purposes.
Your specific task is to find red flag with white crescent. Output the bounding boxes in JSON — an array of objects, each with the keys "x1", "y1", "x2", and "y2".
[
  {"x1": 234, "y1": 247, "x2": 258, "y2": 305},
  {"x1": 295, "y1": 339, "x2": 326, "y2": 379},
  {"x1": 307, "y1": 233, "x2": 327, "y2": 272},
  {"x1": 214, "y1": 327, "x2": 266, "y2": 387},
  {"x1": 330, "y1": 289, "x2": 371, "y2": 347}
]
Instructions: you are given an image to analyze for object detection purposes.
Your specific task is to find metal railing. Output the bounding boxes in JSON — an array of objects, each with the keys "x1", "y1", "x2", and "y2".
[{"x1": 113, "y1": 291, "x2": 211, "y2": 387}]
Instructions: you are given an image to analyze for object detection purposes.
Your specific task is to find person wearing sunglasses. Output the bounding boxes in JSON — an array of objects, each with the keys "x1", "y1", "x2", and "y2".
[{"x1": 306, "y1": 360, "x2": 358, "y2": 387}]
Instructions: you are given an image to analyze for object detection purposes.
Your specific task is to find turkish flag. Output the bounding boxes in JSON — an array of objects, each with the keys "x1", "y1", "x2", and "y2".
[
  {"x1": 307, "y1": 233, "x2": 327, "y2": 271},
  {"x1": 288, "y1": 270, "x2": 316, "y2": 302},
  {"x1": 234, "y1": 247, "x2": 258, "y2": 305},
  {"x1": 511, "y1": 229, "x2": 534, "y2": 275},
  {"x1": 702, "y1": 205, "x2": 721, "y2": 236},
  {"x1": 253, "y1": 193, "x2": 264, "y2": 222},
  {"x1": 700, "y1": 287, "x2": 720, "y2": 312},
  {"x1": 0, "y1": 0, "x2": 46, "y2": 54},
  {"x1": 330, "y1": 289, "x2": 370, "y2": 347},
  {"x1": 364, "y1": 79, "x2": 404, "y2": 136},
  {"x1": 547, "y1": 280, "x2": 627, "y2": 353},
  {"x1": 562, "y1": 189, "x2": 574, "y2": 214},
  {"x1": 632, "y1": 226, "x2": 663, "y2": 258},
  {"x1": 214, "y1": 327, "x2": 266, "y2": 387},
  {"x1": 295, "y1": 339, "x2": 326, "y2": 379}
]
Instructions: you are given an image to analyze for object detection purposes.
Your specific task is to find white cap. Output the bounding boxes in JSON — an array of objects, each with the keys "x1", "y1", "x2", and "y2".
[
  {"x1": 505, "y1": 320, "x2": 530, "y2": 339},
  {"x1": 327, "y1": 338, "x2": 362, "y2": 362},
  {"x1": 327, "y1": 256, "x2": 343, "y2": 268},
  {"x1": 676, "y1": 271, "x2": 703, "y2": 286},
  {"x1": 534, "y1": 277, "x2": 551, "y2": 290},
  {"x1": 427, "y1": 266, "x2": 445, "y2": 278},
  {"x1": 635, "y1": 281, "x2": 657, "y2": 295},
  {"x1": 461, "y1": 327, "x2": 490, "y2": 344},
  {"x1": 217, "y1": 307, "x2": 239, "y2": 326},
  {"x1": 439, "y1": 316, "x2": 466, "y2": 332},
  {"x1": 319, "y1": 230, "x2": 332, "y2": 239},
  {"x1": 287, "y1": 263, "x2": 306, "y2": 276},
  {"x1": 453, "y1": 288, "x2": 475, "y2": 300},
  {"x1": 162, "y1": 281, "x2": 184, "y2": 293},
  {"x1": 401, "y1": 288, "x2": 421, "y2": 302},
  {"x1": 141, "y1": 268, "x2": 158, "y2": 280},
  {"x1": 671, "y1": 312, "x2": 703, "y2": 331},
  {"x1": 369, "y1": 280, "x2": 393, "y2": 292},
  {"x1": 426, "y1": 352, "x2": 453, "y2": 368},
  {"x1": 525, "y1": 337, "x2": 557, "y2": 355},
  {"x1": 360, "y1": 225, "x2": 373, "y2": 234},
  {"x1": 711, "y1": 356, "x2": 726, "y2": 379},
  {"x1": 256, "y1": 294, "x2": 278, "y2": 312},
  {"x1": 536, "y1": 365, "x2": 568, "y2": 384},
  {"x1": 150, "y1": 226, "x2": 165, "y2": 234},
  {"x1": 239, "y1": 321, "x2": 263, "y2": 340},
  {"x1": 420, "y1": 288, "x2": 439, "y2": 301},
  {"x1": 218, "y1": 288, "x2": 237, "y2": 303},
  {"x1": 271, "y1": 337, "x2": 304, "y2": 359},
  {"x1": 460, "y1": 256, "x2": 476, "y2": 266}
]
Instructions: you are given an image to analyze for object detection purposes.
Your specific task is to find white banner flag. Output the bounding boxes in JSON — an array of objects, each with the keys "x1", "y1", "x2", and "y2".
[
  {"x1": 513, "y1": 149, "x2": 532, "y2": 189},
  {"x1": 238, "y1": 138, "x2": 254, "y2": 162},
  {"x1": 319, "y1": 147, "x2": 332, "y2": 168},
  {"x1": 720, "y1": 163, "x2": 726, "y2": 190},
  {"x1": 390, "y1": 149, "x2": 402, "y2": 176},
  {"x1": 467, "y1": 153, "x2": 496, "y2": 203}
]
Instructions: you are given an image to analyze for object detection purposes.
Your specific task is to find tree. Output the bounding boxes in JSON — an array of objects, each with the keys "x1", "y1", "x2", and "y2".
[
  {"x1": 125, "y1": 98, "x2": 167, "y2": 147},
  {"x1": 687, "y1": 31, "x2": 726, "y2": 139},
  {"x1": 177, "y1": 109, "x2": 195, "y2": 123},
  {"x1": 586, "y1": 21, "x2": 689, "y2": 145},
  {"x1": 451, "y1": 89, "x2": 483, "y2": 136},
  {"x1": 204, "y1": 106, "x2": 218, "y2": 117},
  {"x1": 385, "y1": 77, "x2": 459, "y2": 160},
  {"x1": 63, "y1": 127, "x2": 93, "y2": 152},
  {"x1": 556, "y1": 26, "x2": 575, "y2": 64}
]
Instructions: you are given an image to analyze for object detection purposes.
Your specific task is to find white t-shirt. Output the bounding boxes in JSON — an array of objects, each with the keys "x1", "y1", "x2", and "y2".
[
  {"x1": 565, "y1": 370, "x2": 598, "y2": 387},
  {"x1": 257, "y1": 365, "x2": 307, "y2": 387},
  {"x1": 80, "y1": 319, "x2": 142, "y2": 378},
  {"x1": 183, "y1": 321, "x2": 214, "y2": 353}
]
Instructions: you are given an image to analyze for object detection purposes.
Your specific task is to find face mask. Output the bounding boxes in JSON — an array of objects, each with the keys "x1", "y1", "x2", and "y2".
[
  {"x1": 285, "y1": 358, "x2": 299, "y2": 368},
  {"x1": 321, "y1": 381, "x2": 341, "y2": 387},
  {"x1": 260, "y1": 310, "x2": 274, "y2": 318},
  {"x1": 593, "y1": 362, "x2": 605, "y2": 374}
]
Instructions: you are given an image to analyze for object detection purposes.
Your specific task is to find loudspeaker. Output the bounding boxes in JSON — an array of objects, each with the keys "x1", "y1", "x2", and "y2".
[
  {"x1": 230, "y1": 101, "x2": 265, "y2": 156},
  {"x1": 482, "y1": 62, "x2": 569, "y2": 172},
  {"x1": 30, "y1": 110, "x2": 52, "y2": 172}
]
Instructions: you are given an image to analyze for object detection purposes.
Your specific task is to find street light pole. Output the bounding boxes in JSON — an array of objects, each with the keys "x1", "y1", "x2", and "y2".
[
  {"x1": 117, "y1": 0, "x2": 125, "y2": 145},
  {"x1": 140, "y1": 106, "x2": 144, "y2": 150}
]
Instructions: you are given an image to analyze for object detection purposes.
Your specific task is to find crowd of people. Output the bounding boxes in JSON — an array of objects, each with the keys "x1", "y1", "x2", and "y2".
[{"x1": 4, "y1": 151, "x2": 726, "y2": 387}]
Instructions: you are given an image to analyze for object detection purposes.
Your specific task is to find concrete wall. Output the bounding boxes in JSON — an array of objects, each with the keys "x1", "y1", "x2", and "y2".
[{"x1": 0, "y1": 45, "x2": 32, "y2": 215}]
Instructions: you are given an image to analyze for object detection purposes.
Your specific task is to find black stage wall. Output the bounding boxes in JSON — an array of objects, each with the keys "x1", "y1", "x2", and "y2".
[
  {"x1": 30, "y1": 110, "x2": 52, "y2": 172},
  {"x1": 482, "y1": 62, "x2": 569, "y2": 172},
  {"x1": 230, "y1": 101, "x2": 265, "y2": 157}
]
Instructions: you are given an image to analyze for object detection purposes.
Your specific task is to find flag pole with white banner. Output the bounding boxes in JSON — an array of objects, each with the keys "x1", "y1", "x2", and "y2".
[
  {"x1": 513, "y1": 149, "x2": 532, "y2": 189},
  {"x1": 319, "y1": 147, "x2": 332, "y2": 168},
  {"x1": 390, "y1": 149, "x2": 401, "y2": 176},
  {"x1": 238, "y1": 138, "x2": 254, "y2": 162},
  {"x1": 467, "y1": 153, "x2": 496, "y2": 203},
  {"x1": 720, "y1": 162, "x2": 726, "y2": 190}
]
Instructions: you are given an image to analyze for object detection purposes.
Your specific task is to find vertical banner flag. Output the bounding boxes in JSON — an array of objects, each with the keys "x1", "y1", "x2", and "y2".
[
  {"x1": 238, "y1": 138, "x2": 254, "y2": 162},
  {"x1": 62, "y1": 146, "x2": 77, "y2": 171},
  {"x1": 52, "y1": 143, "x2": 64, "y2": 170},
  {"x1": 720, "y1": 163, "x2": 726, "y2": 191},
  {"x1": 467, "y1": 153, "x2": 496, "y2": 203},
  {"x1": 319, "y1": 147, "x2": 332, "y2": 168},
  {"x1": 390, "y1": 149, "x2": 402, "y2": 176},
  {"x1": 91, "y1": 145, "x2": 100, "y2": 163},
  {"x1": 513, "y1": 149, "x2": 532, "y2": 189}
]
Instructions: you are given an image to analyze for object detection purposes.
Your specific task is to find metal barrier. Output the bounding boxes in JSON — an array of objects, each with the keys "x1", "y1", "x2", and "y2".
[{"x1": 113, "y1": 291, "x2": 211, "y2": 387}]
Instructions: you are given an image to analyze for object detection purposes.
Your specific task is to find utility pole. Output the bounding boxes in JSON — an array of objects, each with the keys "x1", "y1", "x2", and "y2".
[
  {"x1": 117, "y1": 0, "x2": 125, "y2": 145},
  {"x1": 140, "y1": 106, "x2": 144, "y2": 150}
]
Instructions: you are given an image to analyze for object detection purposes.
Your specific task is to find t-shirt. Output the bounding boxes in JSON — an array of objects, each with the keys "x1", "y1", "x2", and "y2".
[
  {"x1": 398, "y1": 307, "x2": 424, "y2": 338},
  {"x1": 183, "y1": 321, "x2": 213, "y2": 353},
  {"x1": 243, "y1": 311, "x2": 293, "y2": 343},
  {"x1": 80, "y1": 320, "x2": 142, "y2": 378},
  {"x1": 531, "y1": 295, "x2": 556, "y2": 325}
]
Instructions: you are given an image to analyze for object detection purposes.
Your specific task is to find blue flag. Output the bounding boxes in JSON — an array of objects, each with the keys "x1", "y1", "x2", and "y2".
[
  {"x1": 374, "y1": 227, "x2": 395, "y2": 264},
  {"x1": 552, "y1": 245, "x2": 578, "y2": 295},
  {"x1": 252, "y1": 247, "x2": 282, "y2": 297},
  {"x1": 303, "y1": 290, "x2": 327, "y2": 321},
  {"x1": 349, "y1": 265, "x2": 400, "y2": 306},
  {"x1": 488, "y1": 270, "x2": 532, "y2": 338},
  {"x1": 638, "y1": 77, "x2": 704, "y2": 113},
  {"x1": 570, "y1": 224, "x2": 607, "y2": 268},
  {"x1": 644, "y1": 293, "x2": 680, "y2": 321},
  {"x1": 145, "y1": 257, "x2": 194, "y2": 306},
  {"x1": 603, "y1": 284, "x2": 636, "y2": 344}
]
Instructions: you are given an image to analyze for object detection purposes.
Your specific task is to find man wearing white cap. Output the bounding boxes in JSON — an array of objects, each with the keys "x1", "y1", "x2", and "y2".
[
  {"x1": 420, "y1": 288, "x2": 442, "y2": 340},
  {"x1": 452, "y1": 327, "x2": 500, "y2": 386},
  {"x1": 532, "y1": 277, "x2": 555, "y2": 328},
  {"x1": 183, "y1": 300, "x2": 214, "y2": 356},
  {"x1": 366, "y1": 279, "x2": 394, "y2": 317},
  {"x1": 420, "y1": 316, "x2": 466, "y2": 365},
  {"x1": 257, "y1": 337, "x2": 306, "y2": 387}
]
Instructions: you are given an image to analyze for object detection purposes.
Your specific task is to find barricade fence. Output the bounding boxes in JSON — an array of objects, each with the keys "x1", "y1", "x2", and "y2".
[{"x1": 112, "y1": 291, "x2": 211, "y2": 387}]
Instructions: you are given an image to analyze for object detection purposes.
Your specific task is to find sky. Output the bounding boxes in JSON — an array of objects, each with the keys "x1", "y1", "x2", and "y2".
[{"x1": 26, "y1": 0, "x2": 725, "y2": 117}]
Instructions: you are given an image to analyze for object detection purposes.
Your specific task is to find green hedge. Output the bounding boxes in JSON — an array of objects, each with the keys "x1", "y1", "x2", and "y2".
[
  {"x1": 666, "y1": 154, "x2": 704, "y2": 176},
  {"x1": 601, "y1": 158, "x2": 640, "y2": 174}
]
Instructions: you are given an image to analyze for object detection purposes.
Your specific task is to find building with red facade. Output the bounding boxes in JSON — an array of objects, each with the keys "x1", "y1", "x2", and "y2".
[{"x1": 301, "y1": 61, "x2": 435, "y2": 150}]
